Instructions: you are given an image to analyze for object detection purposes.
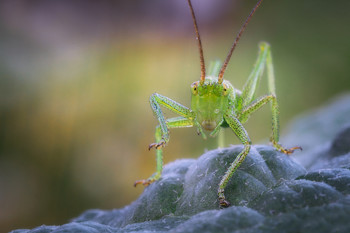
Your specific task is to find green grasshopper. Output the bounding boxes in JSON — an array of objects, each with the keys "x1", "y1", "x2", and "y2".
[{"x1": 134, "y1": 0, "x2": 301, "y2": 208}]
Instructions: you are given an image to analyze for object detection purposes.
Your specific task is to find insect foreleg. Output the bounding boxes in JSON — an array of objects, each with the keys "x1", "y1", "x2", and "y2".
[
  {"x1": 149, "y1": 93, "x2": 194, "y2": 149},
  {"x1": 134, "y1": 116, "x2": 193, "y2": 187},
  {"x1": 135, "y1": 93, "x2": 193, "y2": 187},
  {"x1": 218, "y1": 113, "x2": 251, "y2": 208}
]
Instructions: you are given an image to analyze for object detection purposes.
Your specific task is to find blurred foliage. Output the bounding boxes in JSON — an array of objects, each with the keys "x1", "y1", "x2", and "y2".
[{"x1": 0, "y1": 0, "x2": 349, "y2": 232}]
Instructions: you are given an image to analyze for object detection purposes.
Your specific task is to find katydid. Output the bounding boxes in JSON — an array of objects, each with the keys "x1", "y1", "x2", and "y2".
[{"x1": 134, "y1": 0, "x2": 301, "y2": 208}]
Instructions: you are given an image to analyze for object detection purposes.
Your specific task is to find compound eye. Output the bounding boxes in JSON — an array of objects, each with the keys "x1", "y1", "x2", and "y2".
[
  {"x1": 191, "y1": 81, "x2": 199, "y2": 95},
  {"x1": 223, "y1": 83, "x2": 228, "y2": 96}
]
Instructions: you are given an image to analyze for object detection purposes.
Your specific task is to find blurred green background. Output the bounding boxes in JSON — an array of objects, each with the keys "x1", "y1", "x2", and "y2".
[{"x1": 0, "y1": 0, "x2": 349, "y2": 231}]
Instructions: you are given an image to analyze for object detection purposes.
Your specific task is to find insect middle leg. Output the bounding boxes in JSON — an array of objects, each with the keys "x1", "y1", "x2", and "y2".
[{"x1": 238, "y1": 95, "x2": 301, "y2": 154}]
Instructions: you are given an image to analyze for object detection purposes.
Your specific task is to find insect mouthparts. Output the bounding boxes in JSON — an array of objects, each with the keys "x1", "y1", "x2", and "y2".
[{"x1": 202, "y1": 120, "x2": 217, "y2": 131}]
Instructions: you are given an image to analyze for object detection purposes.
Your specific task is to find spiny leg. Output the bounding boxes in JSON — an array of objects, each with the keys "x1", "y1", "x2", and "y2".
[
  {"x1": 218, "y1": 113, "x2": 251, "y2": 208},
  {"x1": 237, "y1": 42, "x2": 301, "y2": 154},
  {"x1": 134, "y1": 116, "x2": 193, "y2": 187},
  {"x1": 148, "y1": 93, "x2": 194, "y2": 149}
]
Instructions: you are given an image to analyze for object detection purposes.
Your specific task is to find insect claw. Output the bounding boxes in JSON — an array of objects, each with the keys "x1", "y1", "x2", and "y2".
[
  {"x1": 133, "y1": 181, "x2": 140, "y2": 187},
  {"x1": 284, "y1": 146, "x2": 302, "y2": 155},
  {"x1": 219, "y1": 198, "x2": 231, "y2": 208},
  {"x1": 148, "y1": 141, "x2": 166, "y2": 150},
  {"x1": 134, "y1": 179, "x2": 153, "y2": 187},
  {"x1": 272, "y1": 141, "x2": 302, "y2": 155},
  {"x1": 148, "y1": 143, "x2": 156, "y2": 150}
]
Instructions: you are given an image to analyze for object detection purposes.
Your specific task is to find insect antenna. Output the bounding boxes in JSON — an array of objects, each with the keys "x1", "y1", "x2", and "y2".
[
  {"x1": 218, "y1": 0, "x2": 263, "y2": 84},
  {"x1": 187, "y1": 0, "x2": 206, "y2": 84}
]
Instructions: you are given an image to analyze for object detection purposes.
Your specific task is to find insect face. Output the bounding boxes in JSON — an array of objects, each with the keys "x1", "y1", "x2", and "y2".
[{"x1": 191, "y1": 77, "x2": 230, "y2": 131}]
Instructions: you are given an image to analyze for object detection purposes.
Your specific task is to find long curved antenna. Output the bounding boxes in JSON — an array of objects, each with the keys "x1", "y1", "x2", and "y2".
[
  {"x1": 218, "y1": 0, "x2": 263, "y2": 84},
  {"x1": 187, "y1": 0, "x2": 206, "y2": 84}
]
